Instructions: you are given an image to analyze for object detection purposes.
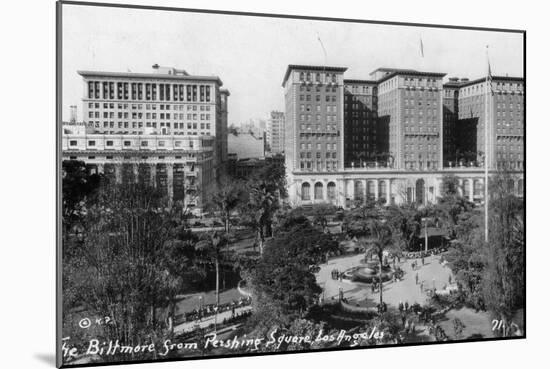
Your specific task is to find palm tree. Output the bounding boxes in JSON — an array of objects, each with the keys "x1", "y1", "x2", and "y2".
[
  {"x1": 248, "y1": 182, "x2": 277, "y2": 255},
  {"x1": 361, "y1": 220, "x2": 401, "y2": 309},
  {"x1": 195, "y1": 231, "x2": 227, "y2": 328},
  {"x1": 209, "y1": 177, "x2": 245, "y2": 234}
]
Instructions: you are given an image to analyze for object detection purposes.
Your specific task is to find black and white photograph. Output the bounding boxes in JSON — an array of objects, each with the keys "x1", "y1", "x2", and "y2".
[{"x1": 55, "y1": 1, "x2": 526, "y2": 367}]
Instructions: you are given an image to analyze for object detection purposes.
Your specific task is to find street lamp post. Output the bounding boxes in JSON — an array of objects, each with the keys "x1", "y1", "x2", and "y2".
[{"x1": 421, "y1": 217, "x2": 428, "y2": 252}]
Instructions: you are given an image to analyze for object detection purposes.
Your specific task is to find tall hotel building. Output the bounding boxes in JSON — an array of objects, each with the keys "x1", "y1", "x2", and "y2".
[
  {"x1": 267, "y1": 111, "x2": 286, "y2": 154},
  {"x1": 343, "y1": 79, "x2": 380, "y2": 167},
  {"x1": 283, "y1": 65, "x2": 524, "y2": 208},
  {"x1": 62, "y1": 65, "x2": 229, "y2": 213}
]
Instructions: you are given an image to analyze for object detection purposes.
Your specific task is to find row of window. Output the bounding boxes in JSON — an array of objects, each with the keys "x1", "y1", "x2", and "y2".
[
  {"x1": 88, "y1": 102, "x2": 212, "y2": 111},
  {"x1": 404, "y1": 161, "x2": 439, "y2": 170},
  {"x1": 300, "y1": 142, "x2": 338, "y2": 150},
  {"x1": 299, "y1": 160, "x2": 339, "y2": 171},
  {"x1": 300, "y1": 181, "x2": 337, "y2": 201},
  {"x1": 87, "y1": 81, "x2": 212, "y2": 102},
  {"x1": 88, "y1": 112, "x2": 212, "y2": 120},
  {"x1": 299, "y1": 85, "x2": 338, "y2": 93},
  {"x1": 300, "y1": 152, "x2": 338, "y2": 159},
  {"x1": 299, "y1": 114, "x2": 338, "y2": 123},
  {"x1": 86, "y1": 121, "x2": 211, "y2": 130},
  {"x1": 299, "y1": 132, "x2": 339, "y2": 139},
  {"x1": 300, "y1": 104, "x2": 337, "y2": 113},
  {"x1": 460, "y1": 82, "x2": 523, "y2": 97},
  {"x1": 299, "y1": 124, "x2": 338, "y2": 132},
  {"x1": 299, "y1": 72, "x2": 338, "y2": 83},
  {"x1": 72, "y1": 139, "x2": 198, "y2": 148},
  {"x1": 299, "y1": 94, "x2": 338, "y2": 102},
  {"x1": 347, "y1": 85, "x2": 376, "y2": 94}
]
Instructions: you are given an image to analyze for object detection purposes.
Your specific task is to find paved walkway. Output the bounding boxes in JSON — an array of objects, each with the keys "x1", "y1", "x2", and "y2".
[
  {"x1": 174, "y1": 306, "x2": 252, "y2": 334},
  {"x1": 316, "y1": 253, "x2": 454, "y2": 309}
]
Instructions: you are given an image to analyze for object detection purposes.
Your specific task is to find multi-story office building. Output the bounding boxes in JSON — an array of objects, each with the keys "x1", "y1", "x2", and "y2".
[
  {"x1": 63, "y1": 65, "x2": 229, "y2": 213},
  {"x1": 456, "y1": 76, "x2": 524, "y2": 171},
  {"x1": 283, "y1": 64, "x2": 524, "y2": 208},
  {"x1": 375, "y1": 69, "x2": 447, "y2": 171},
  {"x1": 282, "y1": 65, "x2": 347, "y2": 174},
  {"x1": 442, "y1": 77, "x2": 464, "y2": 166},
  {"x1": 267, "y1": 111, "x2": 285, "y2": 154},
  {"x1": 343, "y1": 80, "x2": 380, "y2": 168}
]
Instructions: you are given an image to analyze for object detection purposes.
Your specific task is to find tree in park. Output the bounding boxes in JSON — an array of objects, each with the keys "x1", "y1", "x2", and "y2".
[
  {"x1": 435, "y1": 174, "x2": 473, "y2": 238},
  {"x1": 246, "y1": 220, "x2": 339, "y2": 330},
  {"x1": 207, "y1": 176, "x2": 247, "y2": 234},
  {"x1": 482, "y1": 171, "x2": 525, "y2": 336},
  {"x1": 362, "y1": 221, "x2": 401, "y2": 308},
  {"x1": 311, "y1": 203, "x2": 338, "y2": 233},
  {"x1": 241, "y1": 181, "x2": 278, "y2": 255},
  {"x1": 62, "y1": 160, "x2": 102, "y2": 233},
  {"x1": 343, "y1": 199, "x2": 381, "y2": 238},
  {"x1": 62, "y1": 182, "x2": 189, "y2": 362},
  {"x1": 250, "y1": 155, "x2": 287, "y2": 199},
  {"x1": 195, "y1": 231, "x2": 229, "y2": 311},
  {"x1": 383, "y1": 205, "x2": 421, "y2": 251}
]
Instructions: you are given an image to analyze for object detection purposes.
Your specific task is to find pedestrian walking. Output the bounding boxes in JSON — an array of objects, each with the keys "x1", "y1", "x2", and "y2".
[
  {"x1": 415, "y1": 272, "x2": 419, "y2": 285},
  {"x1": 405, "y1": 301, "x2": 409, "y2": 311},
  {"x1": 421, "y1": 256, "x2": 425, "y2": 265},
  {"x1": 420, "y1": 281, "x2": 424, "y2": 293}
]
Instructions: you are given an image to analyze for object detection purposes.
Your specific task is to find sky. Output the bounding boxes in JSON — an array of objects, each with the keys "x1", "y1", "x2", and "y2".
[{"x1": 62, "y1": 4, "x2": 524, "y2": 125}]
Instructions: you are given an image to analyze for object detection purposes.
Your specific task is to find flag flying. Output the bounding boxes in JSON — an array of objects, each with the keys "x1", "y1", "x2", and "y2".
[
  {"x1": 317, "y1": 34, "x2": 328, "y2": 64},
  {"x1": 420, "y1": 38, "x2": 424, "y2": 58}
]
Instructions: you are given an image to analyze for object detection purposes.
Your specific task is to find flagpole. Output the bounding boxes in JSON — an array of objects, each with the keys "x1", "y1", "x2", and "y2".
[{"x1": 484, "y1": 47, "x2": 490, "y2": 243}]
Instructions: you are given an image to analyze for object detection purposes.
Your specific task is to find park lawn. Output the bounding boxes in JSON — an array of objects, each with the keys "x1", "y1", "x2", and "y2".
[{"x1": 438, "y1": 307, "x2": 494, "y2": 339}]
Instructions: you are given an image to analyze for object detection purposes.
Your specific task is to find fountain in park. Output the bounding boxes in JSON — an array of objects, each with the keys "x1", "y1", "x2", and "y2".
[{"x1": 342, "y1": 258, "x2": 394, "y2": 284}]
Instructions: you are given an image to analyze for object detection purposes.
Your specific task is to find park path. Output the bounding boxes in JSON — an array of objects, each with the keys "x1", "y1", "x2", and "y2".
[
  {"x1": 316, "y1": 253, "x2": 454, "y2": 308},
  {"x1": 173, "y1": 306, "x2": 252, "y2": 334}
]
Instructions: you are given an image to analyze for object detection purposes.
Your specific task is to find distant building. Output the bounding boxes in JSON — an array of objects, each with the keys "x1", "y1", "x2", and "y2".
[
  {"x1": 267, "y1": 111, "x2": 285, "y2": 154},
  {"x1": 455, "y1": 76, "x2": 524, "y2": 171},
  {"x1": 227, "y1": 131, "x2": 265, "y2": 160},
  {"x1": 62, "y1": 65, "x2": 229, "y2": 214}
]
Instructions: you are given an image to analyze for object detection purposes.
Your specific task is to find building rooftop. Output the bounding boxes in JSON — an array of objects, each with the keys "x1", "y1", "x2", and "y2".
[
  {"x1": 344, "y1": 79, "x2": 378, "y2": 84},
  {"x1": 282, "y1": 64, "x2": 348, "y2": 87},
  {"x1": 369, "y1": 67, "x2": 419, "y2": 76},
  {"x1": 453, "y1": 75, "x2": 524, "y2": 88},
  {"x1": 376, "y1": 69, "x2": 447, "y2": 83},
  {"x1": 77, "y1": 70, "x2": 223, "y2": 86}
]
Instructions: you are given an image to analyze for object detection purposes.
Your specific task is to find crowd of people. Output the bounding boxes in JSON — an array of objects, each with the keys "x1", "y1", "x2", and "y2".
[
  {"x1": 404, "y1": 247, "x2": 448, "y2": 260},
  {"x1": 181, "y1": 296, "x2": 252, "y2": 323}
]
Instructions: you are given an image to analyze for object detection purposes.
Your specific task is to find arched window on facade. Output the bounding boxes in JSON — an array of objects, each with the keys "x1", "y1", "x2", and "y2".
[
  {"x1": 463, "y1": 180, "x2": 471, "y2": 198},
  {"x1": 314, "y1": 182, "x2": 323, "y2": 200},
  {"x1": 301, "y1": 182, "x2": 311, "y2": 201},
  {"x1": 367, "y1": 180, "x2": 376, "y2": 201},
  {"x1": 327, "y1": 182, "x2": 336, "y2": 201},
  {"x1": 354, "y1": 180, "x2": 364, "y2": 201},
  {"x1": 507, "y1": 179, "x2": 515, "y2": 193},
  {"x1": 474, "y1": 179, "x2": 483, "y2": 197},
  {"x1": 378, "y1": 181, "x2": 387, "y2": 203}
]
